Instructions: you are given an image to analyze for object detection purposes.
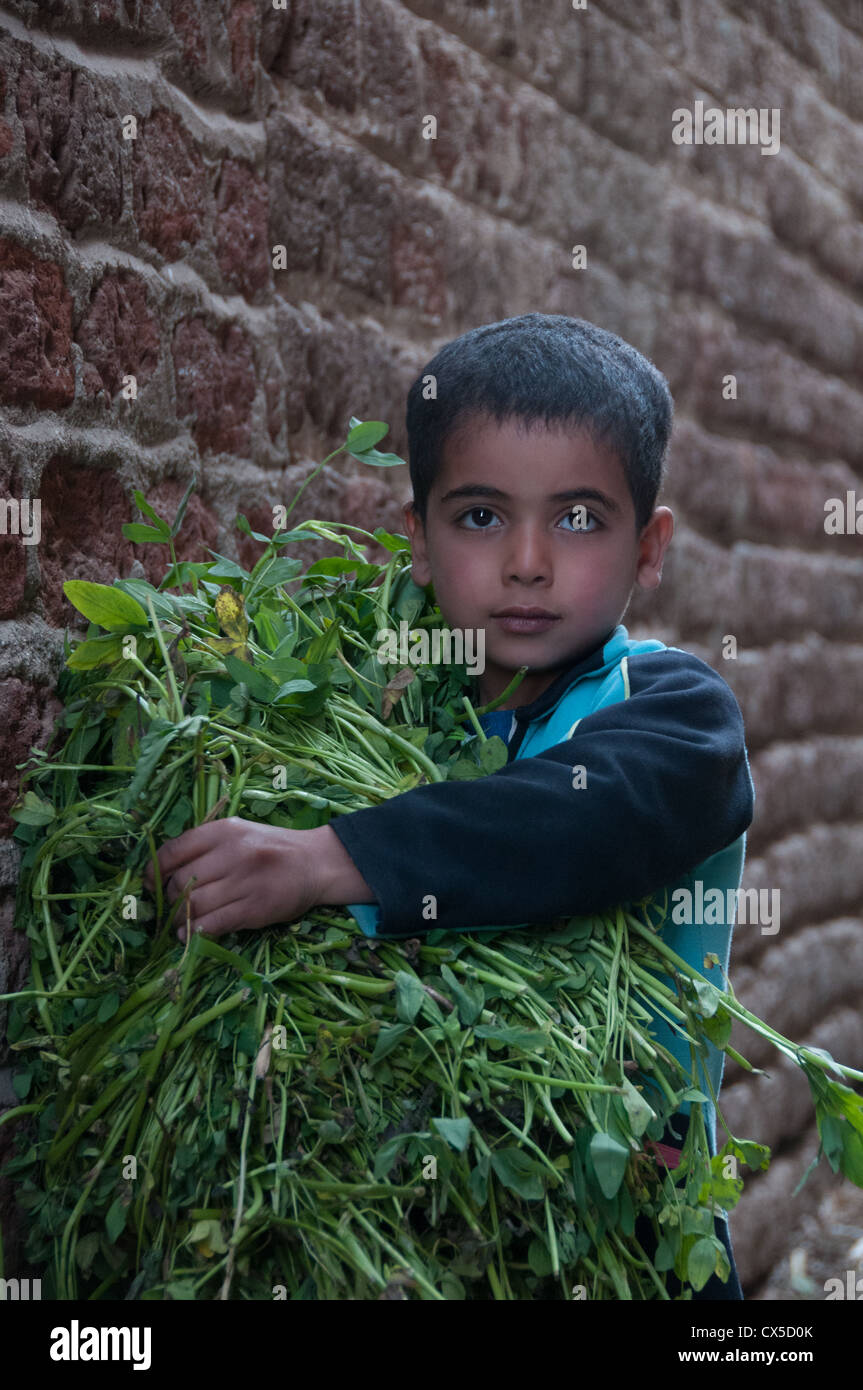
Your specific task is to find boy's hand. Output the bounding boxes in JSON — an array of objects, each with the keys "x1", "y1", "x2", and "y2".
[
  {"x1": 142, "y1": 818, "x2": 376, "y2": 940},
  {"x1": 142, "y1": 818, "x2": 323, "y2": 940}
]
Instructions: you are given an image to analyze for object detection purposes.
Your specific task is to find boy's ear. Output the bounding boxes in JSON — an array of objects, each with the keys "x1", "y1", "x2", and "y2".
[
  {"x1": 634, "y1": 507, "x2": 674, "y2": 592},
  {"x1": 403, "y1": 501, "x2": 433, "y2": 587}
]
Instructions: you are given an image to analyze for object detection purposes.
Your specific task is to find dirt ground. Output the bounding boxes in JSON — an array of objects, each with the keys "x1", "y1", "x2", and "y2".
[{"x1": 747, "y1": 1182, "x2": 863, "y2": 1300}]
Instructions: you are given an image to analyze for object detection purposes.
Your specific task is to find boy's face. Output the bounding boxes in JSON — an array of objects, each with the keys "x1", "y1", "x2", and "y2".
[{"x1": 403, "y1": 413, "x2": 674, "y2": 708}]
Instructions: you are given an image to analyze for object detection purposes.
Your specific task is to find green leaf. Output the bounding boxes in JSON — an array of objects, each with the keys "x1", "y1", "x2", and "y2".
[
  {"x1": 653, "y1": 1236, "x2": 674, "y2": 1271},
  {"x1": 681, "y1": 1205, "x2": 714, "y2": 1237},
  {"x1": 124, "y1": 722, "x2": 180, "y2": 809},
  {"x1": 727, "y1": 1136, "x2": 771, "y2": 1172},
  {"x1": 477, "y1": 736, "x2": 509, "y2": 773},
  {"x1": 235, "y1": 513, "x2": 272, "y2": 543},
  {"x1": 206, "y1": 551, "x2": 250, "y2": 580},
  {"x1": 12, "y1": 1068, "x2": 33, "y2": 1099},
  {"x1": 123, "y1": 523, "x2": 170, "y2": 544},
  {"x1": 272, "y1": 528, "x2": 321, "y2": 545},
  {"x1": 692, "y1": 979, "x2": 723, "y2": 1017},
  {"x1": 620, "y1": 1078, "x2": 655, "y2": 1137},
  {"x1": 394, "y1": 972, "x2": 425, "y2": 1024},
  {"x1": 372, "y1": 528, "x2": 411, "y2": 553},
  {"x1": 439, "y1": 965, "x2": 485, "y2": 1026},
  {"x1": 348, "y1": 446, "x2": 406, "y2": 468},
  {"x1": 446, "y1": 754, "x2": 487, "y2": 781},
  {"x1": 223, "y1": 654, "x2": 278, "y2": 703},
  {"x1": 528, "y1": 1237, "x2": 554, "y2": 1277},
  {"x1": 114, "y1": 578, "x2": 178, "y2": 621},
  {"x1": 66, "y1": 632, "x2": 128, "y2": 670},
  {"x1": 345, "y1": 420, "x2": 389, "y2": 452},
  {"x1": 698, "y1": 1151, "x2": 744, "y2": 1209},
  {"x1": 818, "y1": 1112, "x2": 844, "y2": 1168},
  {"x1": 570, "y1": 1149, "x2": 587, "y2": 1209},
  {"x1": 370, "y1": 1023, "x2": 412, "y2": 1064},
  {"x1": 589, "y1": 1131, "x2": 630, "y2": 1199},
  {"x1": 75, "y1": 1231, "x2": 101, "y2": 1273},
  {"x1": 105, "y1": 1196, "x2": 128, "y2": 1244},
  {"x1": 304, "y1": 619, "x2": 341, "y2": 665},
  {"x1": 97, "y1": 992, "x2": 121, "y2": 1023},
  {"x1": 687, "y1": 1235, "x2": 720, "y2": 1292},
  {"x1": 431, "y1": 1116, "x2": 472, "y2": 1152},
  {"x1": 304, "y1": 557, "x2": 364, "y2": 580},
  {"x1": 63, "y1": 581, "x2": 148, "y2": 631},
  {"x1": 274, "y1": 680, "x2": 317, "y2": 701},
  {"x1": 132, "y1": 489, "x2": 171, "y2": 535},
  {"x1": 10, "y1": 791, "x2": 55, "y2": 827},
  {"x1": 254, "y1": 557, "x2": 303, "y2": 590},
  {"x1": 490, "y1": 1147, "x2": 545, "y2": 1201},
  {"x1": 162, "y1": 795, "x2": 193, "y2": 838},
  {"x1": 372, "y1": 1131, "x2": 414, "y2": 1180},
  {"x1": 472, "y1": 1023, "x2": 546, "y2": 1051},
  {"x1": 468, "y1": 1155, "x2": 490, "y2": 1206},
  {"x1": 838, "y1": 1125, "x2": 863, "y2": 1186},
  {"x1": 170, "y1": 477, "x2": 197, "y2": 538},
  {"x1": 700, "y1": 1005, "x2": 733, "y2": 1050}
]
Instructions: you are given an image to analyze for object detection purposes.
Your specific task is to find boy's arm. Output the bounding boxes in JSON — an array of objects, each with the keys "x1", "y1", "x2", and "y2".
[{"x1": 318, "y1": 649, "x2": 756, "y2": 937}]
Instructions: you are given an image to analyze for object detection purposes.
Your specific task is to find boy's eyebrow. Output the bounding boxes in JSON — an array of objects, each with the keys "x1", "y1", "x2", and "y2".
[{"x1": 438, "y1": 483, "x2": 622, "y2": 513}]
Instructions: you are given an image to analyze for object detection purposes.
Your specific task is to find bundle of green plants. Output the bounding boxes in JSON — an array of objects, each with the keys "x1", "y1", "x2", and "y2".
[{"x1": 3, "y1": 420, "x2": 863, "y2": 1302}]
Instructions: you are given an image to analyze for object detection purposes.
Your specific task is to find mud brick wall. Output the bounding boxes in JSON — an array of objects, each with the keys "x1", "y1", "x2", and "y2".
[{"x1": 1, "y1": 0, "x2": 862, "y2": 1295}]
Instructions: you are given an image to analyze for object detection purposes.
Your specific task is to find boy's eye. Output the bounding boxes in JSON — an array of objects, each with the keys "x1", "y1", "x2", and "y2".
[
  {"x1": 457, "y1": 507, "x2": 600, "y2": 532},
  {"x1": 458, "y1": 507, "x2": 500, "y2": 530},
  {"x1": 561, "y1": 507, "x2": 600, "y2": 533}
]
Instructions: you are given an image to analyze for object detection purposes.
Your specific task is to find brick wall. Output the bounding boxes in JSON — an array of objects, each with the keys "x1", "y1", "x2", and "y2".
[{"x1": 1, "y1": 0, "x2": 862, "y2": 1296}]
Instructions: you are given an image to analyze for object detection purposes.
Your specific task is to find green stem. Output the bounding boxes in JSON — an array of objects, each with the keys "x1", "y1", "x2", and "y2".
[{"x1": 461, "y1": 695, "x2": 487, "y2": 742}]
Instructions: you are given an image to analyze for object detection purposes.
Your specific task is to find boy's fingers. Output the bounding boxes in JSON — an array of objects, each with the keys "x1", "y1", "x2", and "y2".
[
  {"x1": 144, "y1": 822, "x2": 231, "y2": 890},
  {"x1": 171, "y1": 880, "x2": 238, "y2": 925},
  {"x1": 183, "y1": 898, "x2": 248, "y2": 939},
  {"x1": 163, "y1": 850, "x2": 228, "y2": 902}
]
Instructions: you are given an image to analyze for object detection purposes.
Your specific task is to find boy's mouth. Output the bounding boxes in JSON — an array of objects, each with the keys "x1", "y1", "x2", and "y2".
[{"x1": 491, "y1": 605, "x2": 560, "y2": 634}]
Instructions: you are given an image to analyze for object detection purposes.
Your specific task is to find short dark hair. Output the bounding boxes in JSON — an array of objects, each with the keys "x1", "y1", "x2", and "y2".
[{"x1": 405, "y1": 312, "x2": 673, "y2": 534}]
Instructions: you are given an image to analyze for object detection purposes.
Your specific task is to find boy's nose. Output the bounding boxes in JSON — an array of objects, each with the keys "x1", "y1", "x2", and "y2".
[{"x1": 505, "y1": 526, "x2": 553, "y2": 580}]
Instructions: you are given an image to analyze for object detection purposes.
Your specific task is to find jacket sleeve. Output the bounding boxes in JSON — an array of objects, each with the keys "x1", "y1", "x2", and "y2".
[{"x1": 329, "y1": 650, "x2": 756, "y2": 938}]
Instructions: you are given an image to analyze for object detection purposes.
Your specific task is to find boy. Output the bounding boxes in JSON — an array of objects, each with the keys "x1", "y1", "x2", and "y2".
[{"x1": 144, "y1": 312, "x2": 755, "y2": 1299}]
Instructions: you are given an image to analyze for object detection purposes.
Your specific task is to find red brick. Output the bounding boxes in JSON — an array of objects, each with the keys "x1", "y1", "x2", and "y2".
[
  {"x1": 84, "y1": 0, "x2": 171, "y2": 41},
  {"x1": 269, "y1": 0, "x2": 360, "y2": 110},
  {"x1": 390, "y1": 221, "x2": 448, "y2": 319},
  {"x1": 133, "y1": 109, "x2": 208, "y2": 261},
  {"x1": 0, "y1": 679, "x2": 64, "y2": 836},
  {"x1": 340, "y1": 472, "x2": 405, "y2": 546},
  {"x1": 0, "y1": 240, "x2": 74, "y2": 410},
  {"x1": 172, "y1": 316, "x2": 256, "y2": 455},
  {"x1": 260, "y1": 3, "x2": 293, "y2": 72},
  {"x1": 0, "y1": 461, "x2": 27, "y2": 621},
  {"x1": 168, "y1": 0, "x2": 208, "y2": 69},
  {"x1": 36, "y1": 459, "x2": 134, "y2": 629},
  {"x1": 17, "y1": 49, "x2": 123, "y2": 233},
  {"x1": 227, "y1": 0, "x2": 258, "y2": 97},
  {"x1": 267, "y1": 116, "x2": 395, "y2": 301},
  {"x1": 294, "y1": 310, "x2": 411, "y2": 468},
  {"x1": 272, "y1": 300, "x2": 312, "y2": 436},
  {"x1": 0, "y1": 66, "x2": 12, "y2": 159},
  {"x1": 170, "y1": 0, "x2": 208, "y2": 70},
  {"x1": 215, "y1": 159, "x2": 270, "y2": 298},
  {"x1": 76, "y1": 271, "x2": 161, "y2": 402}
]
